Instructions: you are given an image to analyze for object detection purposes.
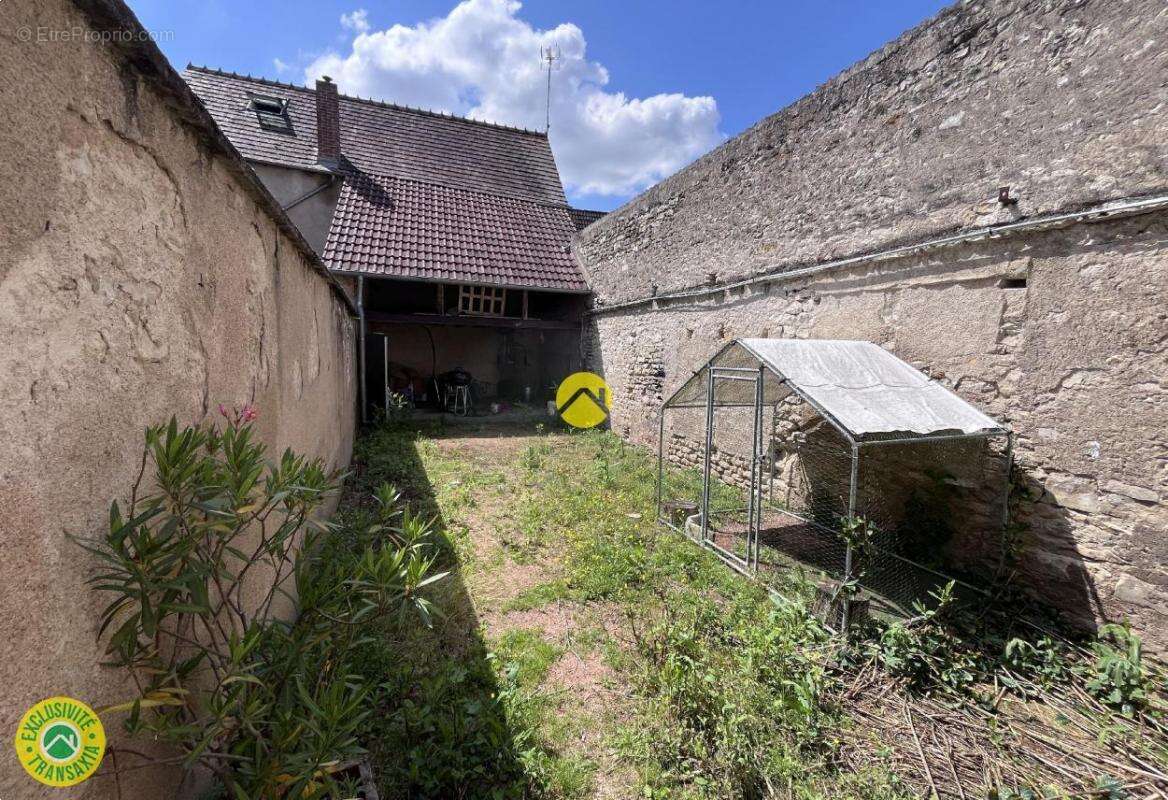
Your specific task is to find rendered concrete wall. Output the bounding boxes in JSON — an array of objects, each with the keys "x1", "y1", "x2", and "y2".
[
  {"x1": 577, "y1": 0, "x2": 1168, "y2": 646},
  {"x1": 0, "y1": 0, "x2": 357, "y2": 797},
  {"x1": 252, "y1": 163, "x2": 341, "y2": 254}
]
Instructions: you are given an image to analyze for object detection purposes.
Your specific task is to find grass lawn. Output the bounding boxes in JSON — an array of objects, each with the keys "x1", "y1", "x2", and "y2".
[{"x1": 335, "y1": 419, "x2": 1168, "y2": 800}]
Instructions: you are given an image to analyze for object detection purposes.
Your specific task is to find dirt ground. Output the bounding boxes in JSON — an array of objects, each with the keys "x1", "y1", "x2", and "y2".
[{"x1": 425, "y1": 426, "x2": 638, "y2": 798}]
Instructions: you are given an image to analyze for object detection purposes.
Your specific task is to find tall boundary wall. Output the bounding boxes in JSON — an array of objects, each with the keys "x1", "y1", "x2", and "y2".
[
  {"x1": 0, "y1": 0, "x2": 358, "y2": 796},
  {"x1": 575, "y1": 0, "x2": 1168, "y2": 646}
]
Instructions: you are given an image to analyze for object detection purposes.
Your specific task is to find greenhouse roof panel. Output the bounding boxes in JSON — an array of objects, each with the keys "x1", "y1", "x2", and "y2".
[
  {"x1": 726, "y1": 339, "x2": 1007, "y2": 439},
  {"x1": 654, "y1": 336, "x2": 1009, "y2": 436}
]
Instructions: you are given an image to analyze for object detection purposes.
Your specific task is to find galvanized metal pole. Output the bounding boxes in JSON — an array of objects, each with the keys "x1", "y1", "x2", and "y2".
[
  {"x1": 768, "y1": 403, "x2": 777, "y2": 508},
  {"x1": 756, "y1": 364, "x2": 766, "y2": 569},
  {"x1": 843, "y1": 442, "x2": 860, "y2": 632},
  {"x1": 656, "y1": 409, "x2": 666, "y2": 523},
  {"x1": 701, "y1": 369, "x2": 715, "y2": 543}
]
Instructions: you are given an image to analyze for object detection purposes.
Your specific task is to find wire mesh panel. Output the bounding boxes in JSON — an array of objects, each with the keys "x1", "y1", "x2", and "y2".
[
  {"x1": 761, "y1": 425, "x2": 1010, "y2": 617},
  {"x1": 659, "y1": 402, "x2": 1010, "y2": 620},
  {"x1": 702, "y1": 371, "x2": 763, "y2": 570},
  {"x1": 852, "y1": 434, "x2": 1012, "y2": 613},
  {"x1": 755, "y1": 398, "x2": 856, "y2": 603},
  {"x1": 657, "y1": 406, "x2": 751, "y2": 540},
  {"x1": 657, "y1": 407, "x2": 710, "y2": 536}
]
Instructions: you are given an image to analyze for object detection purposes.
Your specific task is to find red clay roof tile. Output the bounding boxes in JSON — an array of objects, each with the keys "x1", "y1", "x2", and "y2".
[
  {"x1": 324, "y1": 173, "x2": 588, "y2": 292},
  {"x1": 183, "y1": 66, "x2": 567, "y2": 205}
]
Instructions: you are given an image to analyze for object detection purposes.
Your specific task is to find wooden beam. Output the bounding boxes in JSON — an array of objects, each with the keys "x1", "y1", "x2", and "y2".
[{"x1": 365, "y1": 310, "x2": 576, "y2": 331}]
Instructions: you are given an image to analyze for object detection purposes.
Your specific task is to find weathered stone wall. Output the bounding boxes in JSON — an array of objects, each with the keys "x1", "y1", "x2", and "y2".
[
  {"x1": 577, "y1": 0, "x2": 1168, "y2": 304},
  {"x1": 0, "y1": 1, "x2": 357, "y2": 797},
  {"x1": 585, "y1": 211, "x2": 1168, "y2": 647},
  {"x1": 575, "y1": 0, "x2": 1167, "y2": 645}
]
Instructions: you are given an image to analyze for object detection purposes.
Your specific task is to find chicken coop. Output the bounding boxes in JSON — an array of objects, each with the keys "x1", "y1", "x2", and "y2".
[{"x1": 655, "y1": 339, "x2": 1013, "y2": 629}]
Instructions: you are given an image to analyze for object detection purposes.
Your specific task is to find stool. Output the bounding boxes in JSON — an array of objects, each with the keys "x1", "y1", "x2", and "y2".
[{"x1": 446, "y1": 384, "x2": 470, "y2": 416}]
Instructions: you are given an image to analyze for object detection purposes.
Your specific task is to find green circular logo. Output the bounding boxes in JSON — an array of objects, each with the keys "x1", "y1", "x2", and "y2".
[{"x1": 41, "y1": 722, "x2": 81, "y2": 762}]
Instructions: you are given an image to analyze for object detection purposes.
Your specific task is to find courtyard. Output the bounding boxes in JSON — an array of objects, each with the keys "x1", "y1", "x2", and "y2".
[
  {"x1": 4, "y1": 0, "x2": 1167, "y2": 797},
  {"x1": 335, "y1": 418, "x2": 1168, "y2": 799}
]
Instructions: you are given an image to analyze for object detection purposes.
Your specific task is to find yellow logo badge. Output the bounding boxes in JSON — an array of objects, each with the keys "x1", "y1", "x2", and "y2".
[
  {"x1": 15, "y1": 697, "x2": 106, "y2": 787},
  {"x1": 556, "y1": 371, "x2": 611, "y2": 429}
]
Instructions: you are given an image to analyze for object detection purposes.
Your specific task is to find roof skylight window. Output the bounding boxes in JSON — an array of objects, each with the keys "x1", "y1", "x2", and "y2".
[{"x1": 248, "y1": 95, "x2": 292, "y2": 133}]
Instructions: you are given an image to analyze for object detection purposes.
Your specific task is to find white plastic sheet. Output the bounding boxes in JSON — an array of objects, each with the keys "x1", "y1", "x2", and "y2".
[{"x1": 678, "y1": 339, "x2": 1007, "y2": 439}]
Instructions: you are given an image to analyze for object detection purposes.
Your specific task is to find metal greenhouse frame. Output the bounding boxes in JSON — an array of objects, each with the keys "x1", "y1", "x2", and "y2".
[{"x1": 655, "y1": 339, "x2": 1013, "y2": 629}]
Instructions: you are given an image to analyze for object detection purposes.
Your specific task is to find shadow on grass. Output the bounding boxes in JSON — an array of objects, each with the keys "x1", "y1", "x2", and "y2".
[{"x1": 341, "y1": 419, "x2": 539, "y2": 799}]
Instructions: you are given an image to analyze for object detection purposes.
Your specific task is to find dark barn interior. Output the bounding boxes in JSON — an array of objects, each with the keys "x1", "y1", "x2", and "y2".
[{"x1": 362, "y1": 277, "x2": 588, "y2": 414}]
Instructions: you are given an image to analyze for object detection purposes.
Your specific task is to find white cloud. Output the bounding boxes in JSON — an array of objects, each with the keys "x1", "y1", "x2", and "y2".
[
  {"x1": 273, "y1": 57, "x2": 291, "y2": 74},
  {"x1": 304, "y1": 0, "x2": 722, "y2": 199},
  {"x1": 339, "y1": 9, "x2": 371, "y2": 33}
]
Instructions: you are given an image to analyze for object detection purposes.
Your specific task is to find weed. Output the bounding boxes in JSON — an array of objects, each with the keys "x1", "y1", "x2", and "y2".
[
  {"x1": 870, "y1": 583, "x2": 979, "y2": 693},
  {"x1": 494, "y1": 628, "x2": 564, "y2": 685},
  {"x1": 1002, "y1": 635, "x2": 1070, "y2": 691},
  {"x1": 521, "y1": 439, "x2": 553, "y2": 472},
  {"x1": 509, "y1": 430, "x2": 906, "y2": 798},
  {"x1": 1081, "y1": 622, "x2": 1150, "y2": 715},
  {"x1": 504, "y1": 580, "x2": 573, "y2": 612}
]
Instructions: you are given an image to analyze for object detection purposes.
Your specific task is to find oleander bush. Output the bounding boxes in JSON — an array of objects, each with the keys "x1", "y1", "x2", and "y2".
[{"x1": 79, "y1": 408, "x2": 446, "y2": 798}]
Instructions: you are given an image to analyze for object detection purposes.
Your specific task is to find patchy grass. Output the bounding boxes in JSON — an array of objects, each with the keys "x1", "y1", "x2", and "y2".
[
  {"x1": 507, "y1": 430, "x2": 905, "y2": 799},
  {"x1": 338, "y1": 422, "x2": 905, "y2": 799},
  {"x1": 504, "y1": 580, "x2": 573, "y2": 612},
  {"x1": 338, "y1": 420, "x2": 1167, "y2": 800}
]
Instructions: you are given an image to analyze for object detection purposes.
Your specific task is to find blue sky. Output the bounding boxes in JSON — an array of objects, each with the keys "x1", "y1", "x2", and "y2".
[{"x1": 133, "y1": 0, "x2": 950, "y2": 210}]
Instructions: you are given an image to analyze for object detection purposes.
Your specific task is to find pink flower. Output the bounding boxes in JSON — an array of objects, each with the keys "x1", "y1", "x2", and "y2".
[{"x1": 214, "y1": 402, "x2": 258, "y2": 426}]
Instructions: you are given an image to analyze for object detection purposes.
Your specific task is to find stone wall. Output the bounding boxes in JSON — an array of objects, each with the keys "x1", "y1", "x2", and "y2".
[
  {"x1": 586, "y1": 212, "x2": 1168, "y2": 646},
  {"x1": 0, "y1": 0, "x2": 358, "y2": 797},
  {"x1": 577, "y1": 0, "x2": 1168, "y2": 647},
  {"x1": 577, "y1": 0, "x2": 1168, "y2": 304}
]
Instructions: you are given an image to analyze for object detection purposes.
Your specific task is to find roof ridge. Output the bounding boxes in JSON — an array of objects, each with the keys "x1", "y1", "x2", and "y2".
[
  {"x1": 343, "y1": 168, "x2": 573, "y2": 211},
  {"x1": 185, "y1": 64, "x2": 549, "y2": 138}
]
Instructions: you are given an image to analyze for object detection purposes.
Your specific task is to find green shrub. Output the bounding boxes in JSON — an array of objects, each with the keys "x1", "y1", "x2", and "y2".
[
  {"x1": 624, "y1": 591, "x2": 839, "y2": 798},
  {"x1": 78, "y1": 412, "x2": 446, "y2": 798},
  {"x1": 871, "y1": 583, "x2": 979, "y2": 693},
  {"x1": 1002, "y1": 635, "x2": 1070, "y2": 691}
]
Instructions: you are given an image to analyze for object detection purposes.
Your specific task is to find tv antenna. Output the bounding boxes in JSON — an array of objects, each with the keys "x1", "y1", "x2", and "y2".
[{"x1": 540, "y1": 44, "x2": 561, "y2": 133}]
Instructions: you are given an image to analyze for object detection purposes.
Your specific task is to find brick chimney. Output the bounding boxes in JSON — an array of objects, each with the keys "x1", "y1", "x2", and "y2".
[{"x1": 315, "y1": 75, "x2": 341, "y2": 166}]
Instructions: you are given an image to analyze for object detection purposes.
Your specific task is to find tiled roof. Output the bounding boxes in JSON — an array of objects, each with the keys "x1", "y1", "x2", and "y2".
[
  {"x1": 324, "y1": 173, "x2": 589, "y2": 292},
  {"x1": 568, "y1": 207, "x2": 607, "y2": 231},
  {"x1": 184, "y1": 66, "x2": 568, "y2": 206}
]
